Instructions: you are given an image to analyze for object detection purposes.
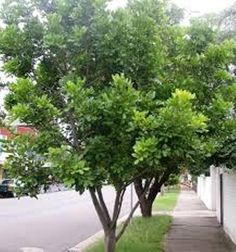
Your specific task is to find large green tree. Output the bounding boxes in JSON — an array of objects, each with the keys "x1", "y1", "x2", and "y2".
[
  {"x1": 1, "y1": 7, "x2": 235, "y2": 252},
  {"x1": 0, "y1": 0, "x2": 210, "y2": 251},
  {"x1": 1, "y1": 0, "x2": 235, "y2": 224},
  {"x1": 181, "y1": 15, "x2": 236, "y2": 174}
]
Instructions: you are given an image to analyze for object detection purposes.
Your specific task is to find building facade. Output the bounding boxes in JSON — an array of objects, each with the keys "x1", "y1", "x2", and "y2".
[{"x1": 0, "y1": 126, "x2": 36, "y2": 180}]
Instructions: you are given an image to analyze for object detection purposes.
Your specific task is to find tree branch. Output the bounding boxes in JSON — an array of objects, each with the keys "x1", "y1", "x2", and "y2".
[
  {"x1": 68, "y1": 111, "x2": 80, "y2": 149},
  {"x1": 116, "y1": 199, "x2": 140, "y2": 242},
  {"x1": 147, "y1": 169, "x2": 172, "y2": 202},
  {"x1": 97, "y1": 187, "x2": 111, "y2": 223},
  {"x1": 116, "y1": 179, "x2": 153, "y2": 241},
  {"x1": 147, "y1": 176, "x2": 161, "y2": 202},
  {"x1": 134, "y1": 178, "x2": 144, "y2": 197},
  {"x1": 89, "y1": 188, "x2": 109, "y2": 231},
  {"x1": 111, "y1": 188, "x2": 126, "y2": 228}
]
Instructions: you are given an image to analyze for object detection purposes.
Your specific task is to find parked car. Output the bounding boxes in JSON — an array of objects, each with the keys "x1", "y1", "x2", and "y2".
[{"x1": 0, "y1": 179, "x2": 16, "y2": 198}]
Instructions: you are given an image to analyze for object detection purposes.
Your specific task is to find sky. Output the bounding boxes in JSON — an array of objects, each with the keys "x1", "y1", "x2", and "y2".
[{"x1": 109, "y1": 0, "x2": 236, "y2": 15}]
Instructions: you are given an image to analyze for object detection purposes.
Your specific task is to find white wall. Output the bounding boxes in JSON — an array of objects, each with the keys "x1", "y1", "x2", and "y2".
[
  {"x1": 197, "y1": 175, "x2": 213, "y2": 209},
  {"x1": 222, "y1": 170, "x2": 236, "y2": 244},
  {"x1": 198, "y1": 167, "x2": 236, "y2": 245}
]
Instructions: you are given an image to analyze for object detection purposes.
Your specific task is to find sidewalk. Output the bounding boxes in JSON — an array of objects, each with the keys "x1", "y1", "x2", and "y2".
[{"x1": 165, "y1": 190, "x2": 236, "y2": 252}]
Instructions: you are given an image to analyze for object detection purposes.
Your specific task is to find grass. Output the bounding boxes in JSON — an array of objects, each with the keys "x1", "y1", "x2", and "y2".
[
  {"x1": 153, "y1": 187, "x2": 180, "y2": 212},
  {"x1": 87, "y1": 187, "x2": 179, "y2": 252},
  {"x1": 87, "y1": 215, "x2": 172, "y2": 252}
]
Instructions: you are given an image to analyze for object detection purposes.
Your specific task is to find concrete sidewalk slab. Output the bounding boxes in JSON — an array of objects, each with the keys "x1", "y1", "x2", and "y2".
[{"x1": 165, "y1": 190, "x2": 236, "y2": 252}]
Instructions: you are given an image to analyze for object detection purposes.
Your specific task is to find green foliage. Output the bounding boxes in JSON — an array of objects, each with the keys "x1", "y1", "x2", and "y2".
[
  {"x1": 0, "y1": 0, "x2": 235, "y2": 212},
  {"x1": 133, "y1": 89, "x2": 208, "y2": 173},
  {"x1": 166, "y1": 174, "x2": 180, "y2": 186},
  {"x1": 1, "y1": 1, "x2": 236, "y2": 249},
  {"x1": 4, "y1": 75, "x2": 141, "y2": 196},
  {"x1": 4, "y1": 134, "x2": 51, "y2": 197}
]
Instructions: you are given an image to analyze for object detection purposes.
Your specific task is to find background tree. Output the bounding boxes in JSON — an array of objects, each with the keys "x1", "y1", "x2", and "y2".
[
  {"x1": 131, "y1": 15, "x2": 236, "y2": 216},
  {"x1": 182, "y1": 13, "x2": 236, "y2": 175},
  {"x1": 132, "y1": 89, "x2": 208, "y2": 216},
  {"x1": 218, "y1": 2, "x2": 236, "y2": 41}
]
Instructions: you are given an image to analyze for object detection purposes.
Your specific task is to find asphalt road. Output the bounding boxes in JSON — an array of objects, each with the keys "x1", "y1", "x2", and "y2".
[{"x1": 0, "y1": 186, "x2": 134, "y2": 252}]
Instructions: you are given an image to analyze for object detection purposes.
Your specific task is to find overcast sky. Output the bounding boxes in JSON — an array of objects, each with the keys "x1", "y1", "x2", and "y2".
[{"x1": 109, "y1": 0, "x2": 235, "y2": 15}]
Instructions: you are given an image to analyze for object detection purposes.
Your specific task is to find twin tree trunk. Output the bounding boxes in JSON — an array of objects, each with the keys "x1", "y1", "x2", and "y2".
[
  {"x1": 88, "y1": 172, "x2": 171, "y2": 251},
  {"x1": 134, "y1": 178, "x2": 160, "y2": 218},
  {"x1": 134, "y1": 171, "x2": 171, "y2": 217},
  {"x1": 89, "y1": 186, "x2": 142, "y2": 252},
  {"x1": 140, "y1": 198, "x2": 153, "y2": 217}
]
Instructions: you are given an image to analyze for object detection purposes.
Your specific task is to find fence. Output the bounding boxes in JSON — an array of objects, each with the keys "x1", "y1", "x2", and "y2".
[{"x1": 197, "y1": 166, "x2": 236, "y2": 245}]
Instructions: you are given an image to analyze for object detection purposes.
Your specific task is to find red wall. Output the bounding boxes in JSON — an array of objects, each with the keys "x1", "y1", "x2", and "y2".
[
  {"x1": 16, "y1": 126, "x2": 36, "y2": 135},
  {"x1": 0, "y1": 128, "x2": 11, "y2": 139},
  {"x1": 0, "y1": 126, "x2": 36, "y2": 139}
]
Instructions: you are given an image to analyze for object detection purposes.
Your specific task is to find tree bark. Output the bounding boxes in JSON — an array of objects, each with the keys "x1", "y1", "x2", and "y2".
[
  {"x1": 90, "y1": 180, "x2": 154, "y2": 251},
  {"x1": 104, "y1": 229, "x2": 116, "y2": 252},
  {"x1": 134, "y1": 178, "x2": 157, "y2": 218},
  {"x1": 134, "y1": 170, "x2": 172, "y2": 217},
  {"x1": 139, "y1": 198, "x2": 152, "y2": 217}
]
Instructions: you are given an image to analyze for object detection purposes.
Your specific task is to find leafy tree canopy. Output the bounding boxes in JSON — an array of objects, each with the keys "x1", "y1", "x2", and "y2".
[{"x1": 1, "y1": 0, "x2": 236, "y2": 248}]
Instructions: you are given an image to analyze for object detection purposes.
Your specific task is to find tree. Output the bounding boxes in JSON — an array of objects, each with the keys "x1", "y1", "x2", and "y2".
[
  {"x1": 1, "y1": 2, "x2": 234, "y2": 250},
  {"x1": 167, "y1": 18, "x2": 236, "y2": 176},
  {"x1": 0, "y1": 0, "x2": 175, "y2": 223},
  {"x1": 131, "y1": 16, "x2": 236, "y2": 216},
  {"x1": 5, "y1": 75, "x2": 144, "y2": 252},
  {"x1": 0, "y1": 0, "x2": 170, "y2": 250},
  {"x1": 218, "y1": 2, "x2": 236, "y2": 42},
  {"x1": 0, "y1": 1, "x2": 209, "y2": 249},
  {"x1": 132, "y1": 89, "x2": 207, "y2": 216},
  {"x1": 200, "y1": 3, "x2": 236, "y2": 71},
  {"x1": 4, "y1": 76, "x2": 207, "y2": 251}
]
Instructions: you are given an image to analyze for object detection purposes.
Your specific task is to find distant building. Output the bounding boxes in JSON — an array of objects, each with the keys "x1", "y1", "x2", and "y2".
[{"x1": 0, "y1": 125, "x2": 36, "y2": 180}]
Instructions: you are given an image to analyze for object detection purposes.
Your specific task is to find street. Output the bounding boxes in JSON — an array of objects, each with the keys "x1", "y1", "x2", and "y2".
[{"x1": 0, "y1": 186, "x2": 134, "y2": 252}]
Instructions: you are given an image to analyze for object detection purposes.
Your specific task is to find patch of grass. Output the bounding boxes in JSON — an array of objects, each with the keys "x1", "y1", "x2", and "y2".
[
  {"x1": 153, "y1": 187, "x2": 180, "y2": 212},
  {"x1": 87, "y1": 215, "x2": 172, "y2": 252}
]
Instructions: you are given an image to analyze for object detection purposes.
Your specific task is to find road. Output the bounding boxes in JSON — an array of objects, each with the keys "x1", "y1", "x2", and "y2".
[{"x1": 0, "y1": 186, "x2": 134, "y2": 252}]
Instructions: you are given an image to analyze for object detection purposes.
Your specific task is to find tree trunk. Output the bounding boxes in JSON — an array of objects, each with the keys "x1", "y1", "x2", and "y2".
[
  {"x1": 139, "y1": 198, "x2": 153, "y2": 217},
  {"x1": 104, "y1": 229, "x2": 116, "y2": 252},
  {"x1": 134, "y1": 170, "x2": 173, "y2": 218},
  {"x1": 134, "y1": 178, "x2": 157, "y2": 218}
]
